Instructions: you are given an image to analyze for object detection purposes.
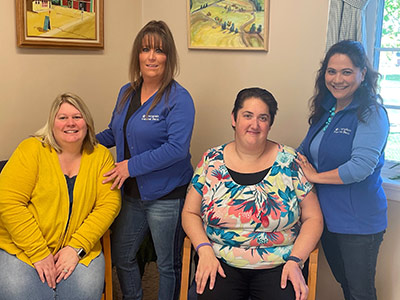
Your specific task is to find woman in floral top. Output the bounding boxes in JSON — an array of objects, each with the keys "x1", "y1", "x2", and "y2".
[{"x1": 182, "y1": 88, "x2": 323, "y2": 300}]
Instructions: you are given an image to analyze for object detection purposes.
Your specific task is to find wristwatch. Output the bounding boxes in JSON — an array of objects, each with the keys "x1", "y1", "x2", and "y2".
[
  {"x1": 73, "y1": 247, "x2": 87, "y2": 259},
  {"x1": 287, "y1": 256, "x2": 304, "y2": 269}
]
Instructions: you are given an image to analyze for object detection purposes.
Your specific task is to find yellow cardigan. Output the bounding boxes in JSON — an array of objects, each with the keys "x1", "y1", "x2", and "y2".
[{"x1": 0, "y1": 137, "x2": 121, "y2": 266}]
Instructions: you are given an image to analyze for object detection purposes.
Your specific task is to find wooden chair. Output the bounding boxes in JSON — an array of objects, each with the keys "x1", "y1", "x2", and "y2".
[
  {"x1": 101, "y1": 229, "x2": 113, "y2": 300},
  {"x1": 179, "y1": 236, "x2": 319, "y2": 300},
  {"x1": 179, "y1": 236, "x2": 193, "y2": 300},
  {"x1": 307, "y1": 246, "x2": 319, "y2": 300}
]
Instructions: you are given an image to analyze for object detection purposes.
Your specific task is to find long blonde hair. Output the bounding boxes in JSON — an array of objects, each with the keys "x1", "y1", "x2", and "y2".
[{"x1": 35, "y1": 93, "x2": 97, "y2": 153}]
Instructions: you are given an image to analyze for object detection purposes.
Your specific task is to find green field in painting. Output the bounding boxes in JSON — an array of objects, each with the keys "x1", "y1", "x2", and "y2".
[{"x1": 190, "y1": 0, "x2": 265, "y2": 49}]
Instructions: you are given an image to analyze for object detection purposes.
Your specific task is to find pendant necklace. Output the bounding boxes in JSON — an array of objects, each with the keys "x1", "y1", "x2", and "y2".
[{"x1": 322, "y1": 105, "x2": 336, "y2": 132}]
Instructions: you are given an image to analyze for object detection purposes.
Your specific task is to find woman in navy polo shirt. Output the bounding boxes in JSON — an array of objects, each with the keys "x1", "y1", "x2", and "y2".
[
  {"x1": 298, "y1": 40, "x2": 389, "y2": 300},
  {"x1": 97, "y1": 20, "x2": 195, "y2": 300}
]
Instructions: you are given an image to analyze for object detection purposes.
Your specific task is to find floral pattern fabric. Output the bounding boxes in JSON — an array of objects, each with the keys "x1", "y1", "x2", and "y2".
[{"x1": 192, "y1": 143, "x2": 313, "y2": 269}]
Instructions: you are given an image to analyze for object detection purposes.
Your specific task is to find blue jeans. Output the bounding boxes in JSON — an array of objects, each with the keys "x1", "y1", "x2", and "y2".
[
  {"x1": 111, "y1": 194, "x2": 185, "y2": 300},
  {"x1": 0, "y1": 249, "x2": 104, "y2": 300},
  {"x1": 321, "y1": 227, "x2": 385, "y2": 300}
]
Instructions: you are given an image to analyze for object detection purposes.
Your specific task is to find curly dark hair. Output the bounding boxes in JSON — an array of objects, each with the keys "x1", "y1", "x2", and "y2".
[{"x1": 309, "y1": 40, "x2": 382, "y2": 124}]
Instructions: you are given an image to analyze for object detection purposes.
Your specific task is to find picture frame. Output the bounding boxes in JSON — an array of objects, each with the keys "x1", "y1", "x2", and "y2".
[
  {"x1": 16, "y1": 0, "x2": 104, "y2": 50},
  {"x1": 187, "y1": 0, "x2": 269, "y2": 51}
]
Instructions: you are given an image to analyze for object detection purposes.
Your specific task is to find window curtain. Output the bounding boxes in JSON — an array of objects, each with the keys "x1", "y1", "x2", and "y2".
[{"x1": 326, "y1": 0, "x2": 371, "y2": 51}]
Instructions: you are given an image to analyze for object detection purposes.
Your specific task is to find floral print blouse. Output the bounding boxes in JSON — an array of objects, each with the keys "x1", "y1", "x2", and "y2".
[{"x1": 191, "y1": 143, "x2": 313, "y2": 269}]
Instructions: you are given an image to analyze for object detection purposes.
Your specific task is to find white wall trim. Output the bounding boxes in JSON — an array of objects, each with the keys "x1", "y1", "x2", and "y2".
[
  {"x1": 382, "y1": 160, "x2": 400, "y2": 202},
  {"x1": 384, "y1": 180, "x2": 400, "y2": 202}
]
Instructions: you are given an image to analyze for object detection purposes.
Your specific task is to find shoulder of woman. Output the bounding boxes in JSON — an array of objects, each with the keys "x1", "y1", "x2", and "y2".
[
  {"x1": 168, "y1": 81, "x2": 193, "y2": 101},
  {"x1": 17, "y1": 137, "x2": 47, "y2": 152},
  {"x1": 5, "y1": 138, "x2": 45, "y2": 172},
  {"x1": 360, "y1": 103, "x2": 389, "y2": 123},
  {"x1": 275, "y1": 144, "x2": 299, "y2": 166},
  {"x1": 279, "y1": 144, "x2": 296, "y2": 156},
  {"x1": 202, "y1": 144, "x2": 224, "y2": 158},
  {"x1": 120, "y1": 82, "x2": 132, "y2": 92},
  {"x1": 116, "y1": 83, "x2": 133, "y2": 101},
  {"x1": 88, "y1": 143, "x2": 113, "y2": 159}
]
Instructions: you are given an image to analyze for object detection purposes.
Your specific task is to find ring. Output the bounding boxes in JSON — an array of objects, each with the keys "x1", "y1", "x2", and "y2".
[{"x1": 63, "y1": 268, "x2": 68, "y2": 273}]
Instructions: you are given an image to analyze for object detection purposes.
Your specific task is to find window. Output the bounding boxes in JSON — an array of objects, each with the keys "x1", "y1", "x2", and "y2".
[{"x1": 374, "y1": 0, "x2": 400, "y2": 163}]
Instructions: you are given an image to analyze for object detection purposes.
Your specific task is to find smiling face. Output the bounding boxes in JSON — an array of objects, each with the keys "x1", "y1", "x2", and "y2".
[
  {"x1": 325, "y1": 53, "x2": 366, "y2": 105},
  {"x1": 139, "y1": 35, "x2": 167, "y2": 84},
  {"x1": 231, "y1": 97, "x2": 271, "y2": 147},
  {"x1": 53, "y1": 103, "x2": 87, "y2": 150}
]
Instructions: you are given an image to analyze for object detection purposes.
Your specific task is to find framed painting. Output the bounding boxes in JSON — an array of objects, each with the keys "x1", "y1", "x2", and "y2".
[
  {"x1": 16, "y1": 0, "x2": 104, "y2": 49},
  {"x1": 187, "y1": 0, "x2": 269, "y2": 51}
]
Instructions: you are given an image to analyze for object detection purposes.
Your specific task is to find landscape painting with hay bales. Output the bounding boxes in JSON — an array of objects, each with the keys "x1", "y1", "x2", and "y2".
[{"x1": 188, "y1": 0, "x2": 269, "y2": 50}]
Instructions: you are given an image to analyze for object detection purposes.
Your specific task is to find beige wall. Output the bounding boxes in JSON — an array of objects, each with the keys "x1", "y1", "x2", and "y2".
[
  {"x1": 1, "y1": 1, "x2": 399, "y2": 299},
  {"x1": 0, "y1": 0, "x2": 142, "y2": 158},
  {"x1": 142, "y1": 0, "x2": 330, "y2": 163}
]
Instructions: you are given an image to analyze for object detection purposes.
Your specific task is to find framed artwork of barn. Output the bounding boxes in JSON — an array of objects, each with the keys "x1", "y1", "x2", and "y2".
[{"x1": 16, "y1": 0, "x2": 104, "y2": 49}]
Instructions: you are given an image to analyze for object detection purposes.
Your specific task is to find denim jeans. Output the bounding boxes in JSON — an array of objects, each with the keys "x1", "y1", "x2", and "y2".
[
  {"x1": 111, "y1": 194, "x2": 185, "y2": 300},
  {"x1": 321, "y1": 227, "x2": 385, "y2": 300},
  {"x1": 0, "y1": 249, "x2": 104, "y2": 300}
]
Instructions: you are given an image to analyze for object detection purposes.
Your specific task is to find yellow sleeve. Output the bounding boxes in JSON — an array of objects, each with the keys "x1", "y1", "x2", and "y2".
[
  {"x1": 68, "y1": 146, "x2": 121, "y2": 253},
  {"x1": 0, "y1": 138, "x2": 51, "y2": 263}
]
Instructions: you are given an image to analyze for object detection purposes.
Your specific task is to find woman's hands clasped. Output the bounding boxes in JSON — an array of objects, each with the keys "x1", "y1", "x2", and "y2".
[
  {"x1": 195, "y1": 246, "x2": 226, "y2": 294},
  {"x1": 102, "y1": 160, "x2": 130, "y2": 189},
  {"x1": 33, "y1": 246, "x2": 80, "y2": 288},
  {"x1": 54, "y1": 246, "x2": 79, "y2": 283},
  {"x1": 33, "y1": 253, "x2": 57, "y2": 288},
  {"x1": 281, "y1": 261, "x2": 309, "y2": 300}
]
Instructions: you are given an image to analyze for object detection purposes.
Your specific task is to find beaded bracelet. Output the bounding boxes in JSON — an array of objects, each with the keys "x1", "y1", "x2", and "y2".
[{"x1": 195, "y1": 242, "x2": 212, "y2": 252}]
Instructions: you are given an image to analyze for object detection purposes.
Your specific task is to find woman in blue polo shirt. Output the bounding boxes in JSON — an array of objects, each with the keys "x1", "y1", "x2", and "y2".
[
  {"x1": 96, "y1": 20, "x2": 195, "y2": 300},
  {"x1": 298, "y1": 40, "x2": 389, "y2": 300}
]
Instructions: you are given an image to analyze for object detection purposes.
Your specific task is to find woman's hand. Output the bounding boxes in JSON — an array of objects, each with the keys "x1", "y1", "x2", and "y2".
[
  {"x1": 281, "y1": 261, "x2": 308, "y2": 300},
  {"x1": 33, "y1": 253, "x2": 57, "y2": 288},
  {"x1": 296, "y1": 153, "x2": 343, "y2": 184},
  {"x1": 296, "y1": 153, "x2": 318, "y2": 183},
  {"x1": 102, "y1": 160, "x2": 130, "y2": 189},
  {"x1": 195, "y1": 246, "x2": 226, "y2": 294},
  {"x1": 54, "y1": 246, "x2": 80, "y2": 283}
]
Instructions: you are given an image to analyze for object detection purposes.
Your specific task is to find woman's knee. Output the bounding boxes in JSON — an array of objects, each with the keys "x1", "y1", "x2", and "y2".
[
  {"x1": 56, "y1": 253, "x2": 105, "y2": 299},
  {"x1": 0, "y1": 250, "x2": 54, "y2": 300}
]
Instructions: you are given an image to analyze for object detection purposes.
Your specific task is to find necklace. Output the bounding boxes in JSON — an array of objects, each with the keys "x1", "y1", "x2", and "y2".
[{"x1": 322, "y1": 105, "x2": 336, "y2": 132}]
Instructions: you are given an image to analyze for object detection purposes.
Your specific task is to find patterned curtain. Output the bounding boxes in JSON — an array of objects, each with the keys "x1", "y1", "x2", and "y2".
[{"x1": 326, "y1": 0, "x2": 371, "y2": 51}]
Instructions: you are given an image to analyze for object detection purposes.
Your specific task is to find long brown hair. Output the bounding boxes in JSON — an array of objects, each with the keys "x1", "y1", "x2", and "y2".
[
  {"x1": 309, "y1": 40, "x2": 381, "y2": 125},
  {"x1": 118, "y1": 20, "x2": 179, "y2": 114}
]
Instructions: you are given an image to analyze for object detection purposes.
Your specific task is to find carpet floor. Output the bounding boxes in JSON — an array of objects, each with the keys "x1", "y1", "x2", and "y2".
[{"x1": 113, "y1": 262, "x2": 160, "y2": 300}]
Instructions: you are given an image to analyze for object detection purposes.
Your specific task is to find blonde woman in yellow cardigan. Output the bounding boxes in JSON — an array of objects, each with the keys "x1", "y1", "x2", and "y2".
[{"x1": 0, "y1": 93, "x2": 121, "y2": 300}]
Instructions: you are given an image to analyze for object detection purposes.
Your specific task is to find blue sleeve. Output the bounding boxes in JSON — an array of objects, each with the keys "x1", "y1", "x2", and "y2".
[
  {"x1": 96, "y1": 116, "x2": 116, "y2": 148},
  {"x1": 128, "y1": 88, "x2": 195, "y2": 177},
  {"x1": 296, "y1": 139, "x2": 305, "y2": 154},
  {"x1": 96, "y1": 85, "x2": 130, "y2": 148},
  {"x1": 338, "y1": 106, "x2": 389, "y2": 184}
]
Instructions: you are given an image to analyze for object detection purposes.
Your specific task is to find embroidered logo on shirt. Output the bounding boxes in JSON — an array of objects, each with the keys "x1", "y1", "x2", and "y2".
[
  {"x1": 141, "y1": 114, "x2": 160, "y2": 121},
  {"x1": 333, "y1": 128, "x2": 352, "y2": 135}
]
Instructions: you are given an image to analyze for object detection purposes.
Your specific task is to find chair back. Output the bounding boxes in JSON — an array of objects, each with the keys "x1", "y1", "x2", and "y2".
[
  {"x1": 101, "y1": 229, "x2": 113, "y2": 300},
  {"x1": 0, "y1": 160, "x2": 7, "y2": 173}
]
